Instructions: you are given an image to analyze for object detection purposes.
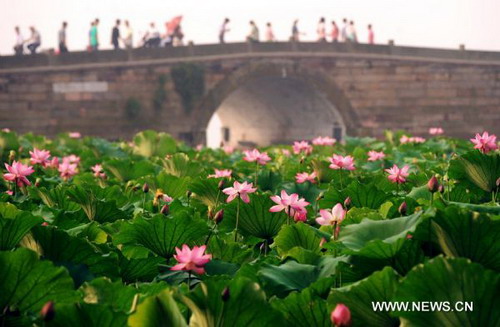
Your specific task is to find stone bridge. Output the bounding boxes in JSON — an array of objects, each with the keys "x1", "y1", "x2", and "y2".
[{"x1": 0, "y1": 42, "x2": 499, "y2": 146}]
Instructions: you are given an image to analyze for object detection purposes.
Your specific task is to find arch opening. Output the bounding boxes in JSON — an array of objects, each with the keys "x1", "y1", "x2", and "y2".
[{"x1": 206, "y1": 76, "x2": 346, "y2": 148}]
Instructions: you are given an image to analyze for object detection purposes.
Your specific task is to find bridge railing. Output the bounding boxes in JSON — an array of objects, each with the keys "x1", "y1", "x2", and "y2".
[{"x1": 1, "y1": 41, "x2": 500, "y2": 70}]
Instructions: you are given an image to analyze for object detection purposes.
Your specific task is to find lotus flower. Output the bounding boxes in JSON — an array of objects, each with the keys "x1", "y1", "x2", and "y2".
[
  {"x1": 153, "y1": 189, "x2": 173, "y2": 206},
  {"x1": 429, "y1": 127, "x2": 444, "y2": 135},
  {"x1": 329, "y1": 155, "x2": 355, "y2": 170},
  {"x1": 331, "y1": 303, "x2": 351, "y2": 327},
  {"x1": 295, "y1": 171, "x2": 317, "y2": 184},
  {"x1": 223, "y1": 145, "x2": 234, "y2": 154},
  {"x1": 470, "y1": 131, "x2": 498, "y2": 153},
  {"x1": 171, "y1": 244, "x2": 212, "y2": 274},
  {"x1": 385, "y1": 164, "x2": 410, "y2": 184},
  {"x1": 29, "y1": 148, "x2": 51, "y2": 167},
  {"x1": 281, "y1": 149, "x2": 291, "y2": 157},
  {"x1": 62, "y1": 155, "x2": 80, "y2": 165},
  {"x1": 243, "y1": 149, "x2": 271, "y2": 165},
  {"x1": 68, "y1": 132, "x2": 81, "y2": 139},
  {"x1": 3, "y1": 161, "x2": 34, "y2": 187},
  {"x1": 208, "y1": 169, "x2": 232, "y2": 179},
  {"x1": 367, "y1": 150, "x2": 385, "y2": 162},
  {"x1": 91, "y1": 164, "x2": 106, "y2": 178},
  {"x1": 223, "y1": 181, "x2": 257, "y2": 203},
  {"x1": 46, "y1": 157, "x2": 59, "y2": 169},
  {"x1": 292, "y1": 141, "x2": 313, "y2": 155},
  {"x1": 270, "y1": 190, "x2": 310, "y2": 218},
  {"x1": 312, "y1": 136, "x2": 336, "y2": 146},
  {"x1": 316, "y1": 203, "x2": 346, "y2": 226},
  {"x1": 58, "y1": 161, "x2": 78, "y2": 181},
  {"x1": 400, "y1": 135, "x2": 425, "y2": 144}
]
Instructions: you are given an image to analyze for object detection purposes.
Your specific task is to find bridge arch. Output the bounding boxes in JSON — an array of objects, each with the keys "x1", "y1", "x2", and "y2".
[{"x1": 192, "y1": 59, "x2": 361, "y2": 147}]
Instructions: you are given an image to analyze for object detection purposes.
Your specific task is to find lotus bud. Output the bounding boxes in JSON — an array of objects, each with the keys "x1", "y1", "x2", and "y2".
[
  {"x1": 142, "y1": 183, "x2": 149, "y2": 193},
  {"x1": 221, "y1": 286, "x2": 230, "y2": 302},
  {"x1": 427, "y1": 176, "x2": 439, "y2": 193},
  {"x1": 438, "y1": 185, "x2": 445, "y2": 194},
  {"x1": 497, "y1": 177, "x2": 500, "y2": 187},
  {"x1": 35, "y1": 178, "x2": 42, "y2": 187},
  {"x1": 218, "y1": 179, "x2": 226, "y2": 190},
  {"x1": 398, "y1": 201, "x2": 407, "y2": 216},
  {"x1": 331, "y1": 303, "x2": 351, "y2": 327},
  {"x1": 8, "y1": 150, "x2": 16, "y2": 162},
  {"x1": 40, "y1": 301, "x2": 55, "y2": 321},
  {"x1": 160, "y1": 204, "x2": 170, "y2": 216},
  {"x1": 186, "y1": 190, "x2": 192, "y2": 198},
  {"x1": 214, "y1": 209, "x2": 224, "y2": 224},
  {"x1": 207, "y1": 208, "x2": 214, "y2": 220},
  {"x1": 343, "y1": 197, "x2": 351, "y2": 209}
]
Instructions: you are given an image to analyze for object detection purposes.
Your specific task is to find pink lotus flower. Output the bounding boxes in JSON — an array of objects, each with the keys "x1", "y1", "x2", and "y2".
[
  {"x1": 91, "y1": 164, "x2": 106, "y2": 179},
  {"x1": 58, "y1": 161, "x2": 78, "y2": 181},
  {"x1": 470, "y1": 131, "x2": 498, "y2": 154},
  {"x1": 171, "y1": 244, "x2": 212, "y2": 275},
  {"x1": 5, "y1": 190, "x2": 13, "y2": 196},
  {"x1": 3, "y1": 161, "x2": 34, "y2": 187},
  {"x1": 385, "y1": 164, "x2": 410, "y2": 184},
  {"x1": 243, "y1": 149, "x2": 271, "y2": 165},
  {"x1": 68, "y1": 132, "x2": 81, "y2": 139},
  {"x1": 367, "y1": 150, "x2": 386, "y2": 162},
  {"x1": 195, "y1": 144, "x2": 204, "y2": 151},
  {"x1": 2, "y1": 128, "x2": 11, "y2": 132},
  {"x1": 208, "y1": 169, "x2": 232, "y2": 179},
  {"x1": 331, "y1": 303, "x2": 351, "y2": 327},
  {"x1": 292, "y1": 141, "x2": 313, "y2": 155},
  {"x1": 270, "y1": 190, "x2": 310, "y2": 218},
  {"x1": 316, "y1": 203, "x2": 346, "y2": 226},
  {"x1": 295, "y1": 171, "x2": 317, "y2": 184},
  {"x1": 62, "y1": 155, "x2": 80, "y2": 165},
  {"x1": 29, "y1": 148, "x2": 51, "y2": 167},
  {"x1": 222, "y1": 181, "x2": 257, "y2": 203},
  {"x1": 281, "y1": 149, "x2": 291, "y2": 157},
  {"x1": 46, "y1": 157, "x2": 59, "y2": 169},
  {"x1": 312, "y1": 136, "x2": 336, "y2": 146},
  {"x1": 223, "y1": 145, "x2": 234, "y2": 154},
  {"x1": 400, "y1": 135, "x2": 425, "y2": 144},
  {"x1": 329, "y1": 155, "x2": 355, "y2": 171},
  {"x1": 429, "y1": 127, "x2": 444, "y2": 135}
]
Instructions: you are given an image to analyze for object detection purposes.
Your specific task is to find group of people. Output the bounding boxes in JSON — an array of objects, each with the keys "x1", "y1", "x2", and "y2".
[
  {"x1": 12, "y1": 16, "x2": 375, "y2": 55},
  {"x1": 220, "y1": 17, "x2": 374, "y2": 44}
]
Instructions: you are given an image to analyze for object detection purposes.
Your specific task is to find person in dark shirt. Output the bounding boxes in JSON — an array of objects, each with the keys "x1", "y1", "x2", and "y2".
[
  {"x1": 111, "y1": 19, "x2": 121, "y2": 49},
  {"x1": 58, "y1": 21, "x2": 68, "y2": 53}
]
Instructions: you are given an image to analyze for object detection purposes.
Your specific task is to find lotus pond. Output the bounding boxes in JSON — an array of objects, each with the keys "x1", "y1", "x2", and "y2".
[{"x1": 0, "y1": 129, "x2": 499, "y2": 326}]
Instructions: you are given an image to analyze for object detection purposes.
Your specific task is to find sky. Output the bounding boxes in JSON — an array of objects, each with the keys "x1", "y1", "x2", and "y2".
[{"x1": 0, "y1": 0, "x2": 499, "y2": 55}]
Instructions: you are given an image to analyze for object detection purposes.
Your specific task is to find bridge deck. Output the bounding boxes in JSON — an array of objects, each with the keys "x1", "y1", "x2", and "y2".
[{"x1": 2, "y1": 42, "x2": 500, "y2": 73}]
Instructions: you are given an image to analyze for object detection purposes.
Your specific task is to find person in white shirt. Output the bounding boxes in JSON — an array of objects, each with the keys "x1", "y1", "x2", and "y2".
[
  {"x1": 317, "y1": 17, "x2": 326, "y2": 42},
  {"x1": 26, "y1": 26, "x2": 41, "y2": 54},
  {"x1": 347, "y1": 20, "x2": 358, "y2": 43},
  {"x1": 144, "y1": 22, "x2": 161, "y2": 47},
  {"x1": 122, "y1": 20, "x2": 133, "y2": 49},
  {"x1": 340, "y1": 18, "x2": 348, "y2": 42},
  {"x1": 219, "y1": 18, "x2": 230, "y2": 43},
  {"x1": 14, "y1": 26, "x2": 24, "y2": 55}
]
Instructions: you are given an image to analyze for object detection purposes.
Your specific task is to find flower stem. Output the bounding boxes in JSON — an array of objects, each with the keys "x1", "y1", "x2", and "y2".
[
  {"x1": 234, "y1": 197, "x2": 240, "y2": 242},
  {"x1": 339, "y1": 170, "x2": 343, "y2": 189}
]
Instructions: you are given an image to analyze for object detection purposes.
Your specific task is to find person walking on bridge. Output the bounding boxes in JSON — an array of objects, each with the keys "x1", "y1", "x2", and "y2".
[
  {"x1": 291, "y1": 19, "x2": 300, "y2": 41},
  {"x1": 13, "y1": 26, "x2": 24, "y2": 55},
  {"x1": 317, "y1": 17, "x2": 326, "y2": 42},
  {"x1": 247, "y1": 21, "x2": 259, "y2": 43},
  {"x1": 265, "y1": 22, "x2": 275, "y2": 42},
  {"x1": 111, "y1": 19, "x2": 121, "y2": 49},
  {"x1": 330, "y1": 21, "x2": 339, "y2": 42},
  {"x1": 219, "y1": 18, "x2": 230, "y2": 43},
  {"x1": 89, "y1": 21, "x2": 98, "y2": 51},
  {"x1": 58, "y1": 22, "x2": 68, "y2": 53},
  {"x1": 340, "y1": 18, "x2": 348, "y2": 42},
  {"x1": 347, "y1": 20, "x2": 357, "y2": 43},
  {"x1": 122, "y1": 20, "x2": 133, "y2": 49},
  {"x1": 26, "y1": 26, "x2": 41, "y2": 54},
  {"x1": 367, "y1": 24, "x2": 374, "y2": 44}
]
